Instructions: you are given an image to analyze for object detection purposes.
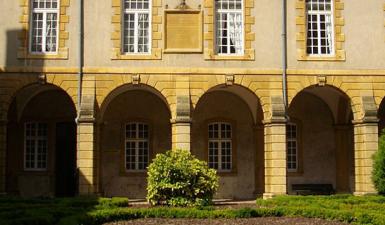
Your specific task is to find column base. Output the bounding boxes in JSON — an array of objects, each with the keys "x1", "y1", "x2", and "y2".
[
  {"x1": 263, "y1": 192, "x2": 286, "y2": 199},
  {"x1": 353, "y1": 191, "x2": 377, "y2": 196}
]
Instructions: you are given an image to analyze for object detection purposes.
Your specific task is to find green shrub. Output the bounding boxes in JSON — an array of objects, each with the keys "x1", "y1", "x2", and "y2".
[
  {"x1": 146, "y1": 149, "x2": 219, "y2": 207},
  {"x1": 372, "y1": 131, "x2": 385, "y2": 195}
]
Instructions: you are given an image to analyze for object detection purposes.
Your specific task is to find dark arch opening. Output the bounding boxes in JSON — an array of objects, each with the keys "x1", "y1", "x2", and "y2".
[
  {"x1": 287, "y1": 85, "x2": 354, "y2": 194},
  {"x1": 192, "y1": 86, "x2": 263, "y2": 199},
  {"x1": 6, "y1": 85, "x2": 77, "y2": 197}
]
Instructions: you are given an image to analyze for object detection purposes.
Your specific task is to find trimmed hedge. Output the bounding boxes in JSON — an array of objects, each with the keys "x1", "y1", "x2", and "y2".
[
  {"x1": 0, "y1": 197, "x2": 129, "y2": 225},
  {"x1": 2, "y1": 195, "x2": 385, "y2": 225}
]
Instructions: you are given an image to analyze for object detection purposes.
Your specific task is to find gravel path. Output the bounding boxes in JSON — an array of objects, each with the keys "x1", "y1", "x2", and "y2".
[{"x1": 104, "y1": 218, "x2": 349, "y2": 225}]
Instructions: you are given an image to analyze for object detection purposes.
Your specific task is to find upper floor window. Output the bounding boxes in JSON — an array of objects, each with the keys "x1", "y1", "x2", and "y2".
[
  {"x1": 286, "y1": 123, "x2": 298, "y2": 172},
  {"x1": 125, "y1": 122, "x2": 149, "y2": 171},
  {"x1": 306, "y1": 0, "x2": 334, "y2": 55},
  {"x1": 30, "y1": 0, "x2": 59, "y2": 54},
  {"x1": 208, "y1": 122, "x2": 232, "y2": 171},
  {"x1": 122, "y1": 0, "x2": 151, "y2": 54},
  {"x1": 25, "y1": 122, "x2": 48, "y2": 170},
  {"x1": 215, "y1": 0, "x2": 244, "y2": 55}
]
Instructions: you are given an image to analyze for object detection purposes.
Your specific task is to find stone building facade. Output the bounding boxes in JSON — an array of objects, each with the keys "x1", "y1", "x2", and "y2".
[{"x1": 0, "y1": 0, "x2": 385, "y2": 199}]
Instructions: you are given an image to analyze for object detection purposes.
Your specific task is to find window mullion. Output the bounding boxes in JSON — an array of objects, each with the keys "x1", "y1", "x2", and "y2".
[
  {"x1": 226, "y1": 12, "x2": 231, "y2": 54},
  {"x1": 134, "y1": 13, "x2": 139, "y2": 53},
  {"x1": 317, "y1": 14, "x2": 321, "y2": 55},
  {"x1": 218, "y1": 125, "x2": 222, "y2": 170},
  {"x1": 42, "y1": 12, "x2": 47, "y2": 53},
  {"x1": 34, "y1": 126, "x2": 39, "y2": 169},
  {"x1": 135, "y1": 124, "x2": 139, "y2": 170}
]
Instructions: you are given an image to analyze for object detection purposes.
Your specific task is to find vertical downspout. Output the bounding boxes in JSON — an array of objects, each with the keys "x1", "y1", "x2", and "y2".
[
  {"x1": 77, "y1": 0, "x2": 84, "y2": 123},
  {"x1": 282, "y1": 0, "x2": 289, "y2": 195},
  {"x1": 282, "y1": 0, "x2": 288, "y2": 118}
]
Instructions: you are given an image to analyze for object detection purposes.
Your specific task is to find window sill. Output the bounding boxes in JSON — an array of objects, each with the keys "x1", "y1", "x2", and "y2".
[
  {"x1": 111, "y1": 48, "x2": 162, "y2": 60},
  {"x1": 204, "y1": 49, "x2": 255, "y2": 61},
  {"x1": 17, "y1": 47, "x2": 69, "y2": 60},
  {"x1": 119, "y1": 170, "x2": 148, "y2": 177},
  {"x1": 287, "y1": 171, "x2": 304, "y2": 177},
  {"x1": 217, "y1": 170, "x2": 237, "y2": 176},
  {"x1": 297, "y1": 50, "x2": 346, "y2": 61}
]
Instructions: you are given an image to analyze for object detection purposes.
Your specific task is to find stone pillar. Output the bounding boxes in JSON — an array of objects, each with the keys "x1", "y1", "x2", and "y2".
[
  {"x1": 77, "y1": 75, "x2": 98, "y2": 195},
  {"x1": 353, "y1": 121, "x2": 378, "y2": 195},
  {"x1": 352, "y1": 96, "x2": 379, "y2": 195},
  {"x1": 263, "y1": 96, "x2": 287, "y2": 199},
  {"x1": 77, "y1": 120, "x2": 98, "y2": 195},
  {"x1": 0, "y1": 120, "x2": 6, "y2": 193},
  {"x1": 171, "y1": 77, "x2": 191, "y2": 151},
  {"x1": 171, "y1": 120, "x2": 191, "y2": 151}
]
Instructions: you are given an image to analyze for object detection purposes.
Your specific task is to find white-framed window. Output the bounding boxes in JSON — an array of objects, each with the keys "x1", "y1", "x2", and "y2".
[
  {"x1": 215, "y1": 0, "x2": 244, "y2": 55},
  {"x1": 29, "y1": 0, "x2": 59, "y2": 53},
  {"x1": 125, "y1": 122, "x2": 149, "y2": 171},
  {"x1": 306, "y1": 0, "x2": 334, "y2": 55},
  {"x1": 286, "y1": 123, "x2": 298, "y2": 172},
  {"x1": 24, "y1": 122, "x2": 48, "y2": 171},
  {"x1": 208, "y1": 122, "x2": 232, "y2": 171},
  {"x1": 122, "y1": 0, "x2": 151, "y2": 54}
]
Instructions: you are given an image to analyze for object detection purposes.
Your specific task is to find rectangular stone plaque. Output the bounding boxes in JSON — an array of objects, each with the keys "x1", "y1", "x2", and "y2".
[{"x1": 164, "y1": 10, "x2": 203, "y2": 53}]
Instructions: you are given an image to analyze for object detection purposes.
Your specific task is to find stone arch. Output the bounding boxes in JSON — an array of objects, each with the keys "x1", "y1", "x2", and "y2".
[
  {"x1": 190, "y1": 75, "x2": 271, "y2": 121},
  {"x1": 6, "y1": 83, "x2": 77, "y2": 197},
  {"x1": 287, "y1": 84, "x2": 354, "y2": 194},
  {"x1": 98, "y1": 83, "x2": 172, "y2": 198},
  {"x1": 288, "y1": 81, "x2": 363, "y2": 120},
  {"x1": 1, "y1": 75, "x2": 78, "y2": 122},
  {"x1": 191, "y1": 84, "x2": 264, "y2": 199},
  {"x1": 289, "y1": 84, "x2": 357, "y2": 123},
  {"x1": 98, "y1": 83, "x2": 171, "y2": 121},
  {"x1": 193, "y1": 84, "x2": 264, "y2": 124}
]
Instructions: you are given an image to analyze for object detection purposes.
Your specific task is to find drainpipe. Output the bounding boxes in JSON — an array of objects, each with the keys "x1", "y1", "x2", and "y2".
[
  {"x1": 282, "y1": 0, "x2": 288, "y2": 119},
  {"x1": 282, "y1": 0, "x2": 289, "y2": 195},
  {"x1": 76, "y1": 0, "x2": 84, "y2": 123}
]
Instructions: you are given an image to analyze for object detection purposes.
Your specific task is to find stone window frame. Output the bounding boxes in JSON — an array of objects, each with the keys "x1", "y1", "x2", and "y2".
[
  {"x1": 111, "y1": 0, "x2": 162, "y2": 60},
  {"x1": 18, "y1": 0, "x2": 70, "y2": 59},
  {"x1": 286, "y1": 118, "x2": 304, "y2": 176},
  {"x1": 119, "y1": 119, "x2": 154, "y2": 176},
  {"x1": 24, "y1": 122, "x2": 49, "y2": 171},
  {"x1": 296, "y1": 0, "x2": 346, "y2": 61},
  {"x1": 203, "y1": 0, "x2": 255, "y2": 60},
  {"x1": 204, "y1": 118, "x2": 238, "y2": 175}
]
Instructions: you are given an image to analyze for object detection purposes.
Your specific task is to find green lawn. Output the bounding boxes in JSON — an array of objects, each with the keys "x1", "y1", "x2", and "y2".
[{"x1": 1, "y1": 195, "x2": 385, "y2": 225}]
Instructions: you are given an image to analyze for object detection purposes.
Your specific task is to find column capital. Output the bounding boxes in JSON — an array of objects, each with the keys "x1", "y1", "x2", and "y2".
[
  {"x1": 352, "y1": 119, "x2": 379, "y2": 125},
  {"x1": 170, "y1": 118, "x2": 192, "y2": 124},
  {"x1": 76, "y1": 117, "x2": 96, "y2": 124},
  {"x1": 262, "y1": 118, "x2": 287, "y2": 125}
]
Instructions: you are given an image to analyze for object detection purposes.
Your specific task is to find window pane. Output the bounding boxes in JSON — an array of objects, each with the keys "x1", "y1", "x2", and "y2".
[
  {"x1": 306, "y1": 0, "x2": 333, "y2": 55},
  {"x1": 286, "y1": 123, "x2": 298, "y2": 171},
  {"x1": 122, "y1": 0, "x2": 151, "y2": 54},
  {"x1": 125, "y1": 123, "x2": 149, "y2": 171},
  {"x1": 45, "y1": 13, "x2": 58, "y2": 52},
  {"x1": 25, "y1": 122, "x2": 48, "y2": 170},
  {"x1": 215, "y1": 0, "x2": 243, "y2": 55}
]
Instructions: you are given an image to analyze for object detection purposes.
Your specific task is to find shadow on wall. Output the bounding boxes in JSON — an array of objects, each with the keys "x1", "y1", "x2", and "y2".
[
  {"x1": 6, "y1": 29, "x2": 44, "y2": 69},
  {"x1": 3, "y1": 30, "x2": 87, "y2": 198}
]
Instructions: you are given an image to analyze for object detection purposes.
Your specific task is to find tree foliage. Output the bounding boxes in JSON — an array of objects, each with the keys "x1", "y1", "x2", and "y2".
[
  {"x1": 372, "y1": 131, "x2": 385, "y2": 195},
  {"x1": 147, "y1": 149, "x2": 219, "y2": 207}
]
